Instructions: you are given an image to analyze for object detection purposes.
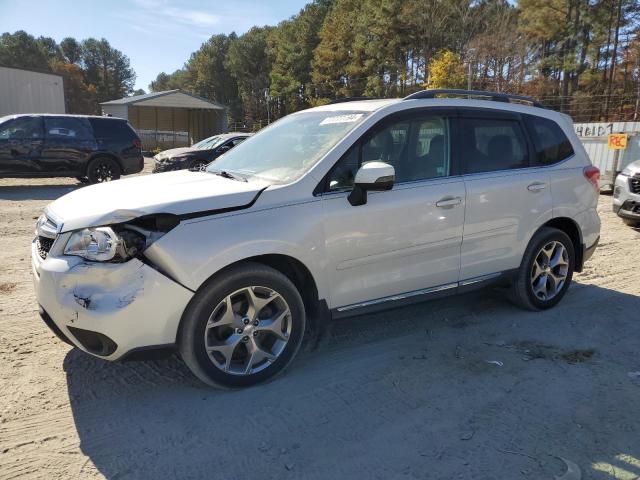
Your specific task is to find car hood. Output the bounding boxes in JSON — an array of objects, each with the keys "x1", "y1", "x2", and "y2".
[
  {"x1": 47, "y1": 170, "x2": 268, "y2": 232},
  {"x1": 155, "y1": 147, "x2": 197, "y2": 160},
  {"x1": 623, "y1": 160, "x2": 640, "y2": 176}
]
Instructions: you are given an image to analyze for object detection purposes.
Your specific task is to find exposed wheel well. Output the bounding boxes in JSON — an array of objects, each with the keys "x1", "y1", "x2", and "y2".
[
  {"x1": 542, "y1": 217, "x2": 584, "y2": 271},
  {"x1": 85, "y1": 153, "x2": 123, "y2": 176}
]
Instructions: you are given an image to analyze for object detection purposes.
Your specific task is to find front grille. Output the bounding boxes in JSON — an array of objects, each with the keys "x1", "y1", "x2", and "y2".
[
  {"x1": 36, "y1": 236, "x2": 54, "y2": 259},
  {"x1": 35, "y1": 214, "x2": 59, "y2": 259},
  {"x1": 630, "y1": 174, "x2": 640, "y2": 194},
  {"x1": 621, "y1": 200, "x2": 640, "y2": 214}
]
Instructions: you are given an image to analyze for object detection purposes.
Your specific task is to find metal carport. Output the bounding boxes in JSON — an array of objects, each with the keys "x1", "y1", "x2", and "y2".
[{"x1": 100, "y1": 89, "x2": 227, "y2": 150}]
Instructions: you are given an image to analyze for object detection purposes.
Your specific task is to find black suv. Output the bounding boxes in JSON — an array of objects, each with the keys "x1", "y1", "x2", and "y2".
[{"x1": 0, "y1": 114, "x2": 144, "y2": 183}]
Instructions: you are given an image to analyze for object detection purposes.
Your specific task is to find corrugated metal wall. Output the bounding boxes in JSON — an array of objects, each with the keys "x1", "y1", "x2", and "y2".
[
  {"x1": 574, "y1": 122, "x2": 640, "y2": 188},
  {"x1": 125, "y1": 105, "x2": 225, "y2": 150},
  {"x1": 0, "y1": 66, "x2": 65, "y2": 115},
  {"x1": 101, "y1": 104, "x2": 129, "y2": 120}
]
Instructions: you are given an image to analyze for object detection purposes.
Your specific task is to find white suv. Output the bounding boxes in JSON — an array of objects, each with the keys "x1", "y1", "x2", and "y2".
[
  {"x1": 32, "y1": 90, "x2": 601, "y2": 388},
  {"x1": 613, "y1": 159, "x2": 640, "y2": 227}
]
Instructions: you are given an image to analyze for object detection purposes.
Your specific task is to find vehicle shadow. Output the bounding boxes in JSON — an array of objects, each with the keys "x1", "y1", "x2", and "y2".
[
  {"x1": 0, "y1": 183, "x2": 81, "y2": 201},
  {"x1": 64, "y1": 282, "x2": 640, "y2": 479}
]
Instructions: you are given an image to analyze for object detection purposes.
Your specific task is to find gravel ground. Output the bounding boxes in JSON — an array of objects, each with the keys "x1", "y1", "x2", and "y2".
[{"x1": 1, "y1": 161, "x2": 639, "y2": 480}]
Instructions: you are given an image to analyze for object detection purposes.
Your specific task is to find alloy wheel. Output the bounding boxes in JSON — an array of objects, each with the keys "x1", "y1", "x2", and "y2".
[
  {"x1": 192, "y1": 161, "x2": 207, "y2": 171},
  {"x1": 530, "y1": 241, "x2": 569, "y2": 301},
  {"x1": 95, "y1": 162, "x2": 114, "y2": 182},
  {"x1": 204, "y1": 286, "x2": 292, "y2": 375}
]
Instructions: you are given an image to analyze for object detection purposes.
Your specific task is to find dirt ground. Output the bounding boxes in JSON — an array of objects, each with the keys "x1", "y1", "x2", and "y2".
[{"x1": 1, "y1": 160, "x2": 639, "y2": 480}]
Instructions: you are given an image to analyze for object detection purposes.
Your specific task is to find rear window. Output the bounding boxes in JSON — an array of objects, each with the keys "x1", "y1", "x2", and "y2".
[
  {"x1": 525, "y1": 115, "x2": 574, "y2": 165},
  {"x1": 89, "y1": 118, "x2": 137, "y2": 140}
]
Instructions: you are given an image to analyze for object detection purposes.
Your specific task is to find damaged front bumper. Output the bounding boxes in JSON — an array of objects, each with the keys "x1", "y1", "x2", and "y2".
[{"x1": 31, "y1": 239, "x2": 193, "y2": 360}]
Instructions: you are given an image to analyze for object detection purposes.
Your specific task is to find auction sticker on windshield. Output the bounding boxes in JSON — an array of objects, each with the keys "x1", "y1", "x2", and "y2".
[{"x1": 319, "y1": 114, "x2": 364, "y2": 125}]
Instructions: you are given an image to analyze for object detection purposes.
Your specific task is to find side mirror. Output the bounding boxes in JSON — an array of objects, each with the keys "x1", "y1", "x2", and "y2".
[
  {"x1": 348, "y1": 161, "x2": 395, "y2": 206},
  {"x1": 218, "y1": 145, "x2": 231, "y2": 153}
]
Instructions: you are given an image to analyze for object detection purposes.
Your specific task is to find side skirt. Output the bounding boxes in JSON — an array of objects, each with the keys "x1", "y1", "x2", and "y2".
[{"x1": 331, "y1": 271, "x2": 516, "y2": 319}]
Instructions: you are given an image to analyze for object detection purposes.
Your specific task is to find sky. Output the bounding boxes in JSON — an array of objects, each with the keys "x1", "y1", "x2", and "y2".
[{"x1": 0, "y1": 0, "x2": 310, "y2": 92}]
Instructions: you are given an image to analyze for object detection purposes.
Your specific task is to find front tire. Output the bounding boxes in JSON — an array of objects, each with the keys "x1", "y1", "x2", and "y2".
[
  {"x1": 178, "y1": 263, "x2": 306, "y2": 388},
  {"x1": 86, "y1": 156, "x2": 121, "y2": 184},
  {"x1": 189, "y1": 160, "x2": 208, "y2": 171},
  {"x1": 510, "y1": 227, "x2": 575, "y2": 311}
]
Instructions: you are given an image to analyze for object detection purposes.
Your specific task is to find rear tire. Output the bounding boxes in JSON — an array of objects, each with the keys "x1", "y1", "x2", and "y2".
[
  {"x1": 509, "y1": 227, "x2": 575, "y2": 311},
  {"x1": 86, "y1": 157, "x2": 121, "y2": 184},
  {"x1": 178, "y1": 262, "x2": 306, "y2": 388}
]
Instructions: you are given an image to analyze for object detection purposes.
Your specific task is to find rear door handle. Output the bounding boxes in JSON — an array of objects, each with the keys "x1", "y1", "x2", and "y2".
[
  {"x1": 527, "y1": 182, "x2": 547, "y2": 192},
  {"x1": 436, "y1": 196, "x2": 462, "y2": 208}
]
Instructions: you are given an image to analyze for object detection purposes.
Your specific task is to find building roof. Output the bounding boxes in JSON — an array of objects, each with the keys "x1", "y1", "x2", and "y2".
[
  {"x1": 0, "y1": 64, "x2": 64, "y2": 80},
  {"x1": 100, "y1": 89, "x2": 225, "y2": 110}
]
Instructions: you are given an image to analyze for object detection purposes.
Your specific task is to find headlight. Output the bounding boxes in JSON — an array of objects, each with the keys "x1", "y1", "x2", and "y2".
[
  {"x1": 64, "y1": 227, "x2": 144, "y2": 262},
  {"x1": 620, "y1": 166, "x2": 633, "y2": 177},
  {"x1": 63, "y1": 214, "x2": 178, "y2": 263}
]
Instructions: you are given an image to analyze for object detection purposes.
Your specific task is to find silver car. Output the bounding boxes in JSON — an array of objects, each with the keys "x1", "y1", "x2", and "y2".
[
  {"x1": 32, "y1": 90, "x2": 601, "y2": 388},
  {"x1": 613, "y1": 160, "x2": 640, "y2": 227}
]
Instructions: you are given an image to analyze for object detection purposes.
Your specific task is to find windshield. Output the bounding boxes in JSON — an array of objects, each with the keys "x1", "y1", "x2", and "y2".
[
  {"x1": 192, "y1": 135, "x2": 226, "y2": 150},
  {"x1": 206, "y1": 110, "x2": 370, "y2": 183}
]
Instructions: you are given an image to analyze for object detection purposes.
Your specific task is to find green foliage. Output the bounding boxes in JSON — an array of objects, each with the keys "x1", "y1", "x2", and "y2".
[
  {"x1": 81, "y1": 38, "x2": 136, "y2": 102},
  {"x1": 311, "y1": 0, "x2": 363, "y2": 98},
  {"x1": 186, "y1": 33, "x2": 241, "y2": 120},
  {"x1": 5, "y1": 0, "x2": 638, "y2": 123},
  {"x1": 0, "y1": 31, "x2": 135, "y2": 114},
  {"x1": 149, "y1": 70, "x2": 188, "y2": 92},
  {"x1": 0, "y1": 31, "x2": 52, "y2": 71},
  {"x1": 267, "y1": 0, "x2": 334, "y2": 114},
  {"x1": 225, "y1": 27, "x2": 273, "y2": 126},
  {"x1": 60, "y1": 37, "x2": 82, "y2": 64}
]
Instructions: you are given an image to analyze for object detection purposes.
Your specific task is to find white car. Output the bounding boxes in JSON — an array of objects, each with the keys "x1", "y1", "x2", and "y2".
[
  {"x1": 32, "y1": 90, "x2": 601, "y2": 388},
  {"x1": 613, "y1": 160, "x2": 640, "y2": 227}
]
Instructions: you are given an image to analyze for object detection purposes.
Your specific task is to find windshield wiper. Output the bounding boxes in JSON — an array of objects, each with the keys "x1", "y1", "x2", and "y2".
[{"x1": 211, "y1": 170, "x2": 247, "y2": 182}]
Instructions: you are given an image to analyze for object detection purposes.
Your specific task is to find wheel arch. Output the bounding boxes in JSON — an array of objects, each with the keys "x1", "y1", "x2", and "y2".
[
  {"x1": 185, "y1": 253, "x2": 328, "y2": 331},
  {"x1": 541, "y1": 217, "x2": 584, "y2": 271}
]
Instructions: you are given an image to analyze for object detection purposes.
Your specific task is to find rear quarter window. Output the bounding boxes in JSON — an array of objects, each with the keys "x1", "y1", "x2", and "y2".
[
  {"x1": 525, "y1": 115, "x2": 574, "y2": 166},
  {"x1": 89, "y1": 118, "x2": 137, "y2": 140}
]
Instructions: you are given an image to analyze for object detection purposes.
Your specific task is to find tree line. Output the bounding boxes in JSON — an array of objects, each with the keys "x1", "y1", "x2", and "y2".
[
  {"x1": 0, "y1": 30, "x2": 138, "y2": 114},
  {"x1": 151, "y1": 0, "x2": 640, "y2": 126},
  {"x1": 2, "y1": 0, "x2": 639, "y2": 125}
]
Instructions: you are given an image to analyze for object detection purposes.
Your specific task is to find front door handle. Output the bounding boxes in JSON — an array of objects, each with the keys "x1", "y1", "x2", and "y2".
[
  {"x1": 436, "y1": 196, "x2": 462, "y2": 208},
  {"x1": 527, "y1": 182, "x2": 547, "y2": 192}
]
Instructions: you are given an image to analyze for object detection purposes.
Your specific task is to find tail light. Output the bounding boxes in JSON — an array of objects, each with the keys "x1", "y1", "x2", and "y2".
[
  {"x1": 583, "y1": 165, "x2": 600, "y2": 193},
  {"x1": 132, "y1": 138, "x2": 142, "y2": 149}
]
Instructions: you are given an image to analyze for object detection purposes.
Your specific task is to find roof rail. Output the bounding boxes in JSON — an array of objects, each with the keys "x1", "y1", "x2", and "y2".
[
  {"x1": 403, "y1": 89, "x2": 546, "y2": 108},
  {"x1": 328, "y1": 96, "x2": 381, "y2": 104}
]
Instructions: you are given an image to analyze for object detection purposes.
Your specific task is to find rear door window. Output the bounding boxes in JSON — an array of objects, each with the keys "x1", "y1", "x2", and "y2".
[
  {"x1": 460, "y1": 117, "x2": 529, "y2": 174},
  {"x1": 44, "y1": 117, "x2": 93, "y2": 140},
  {"x1": 524, "y1": 115, "x2": 574, "y2": 165},
  {"x1": 88, "y1": 118, "x2": 137, "y2": 140}
]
